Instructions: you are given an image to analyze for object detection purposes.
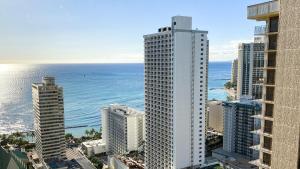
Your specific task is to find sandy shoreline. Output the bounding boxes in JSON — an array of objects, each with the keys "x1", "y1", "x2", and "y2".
[{"x1": 224, "y1": 87, "x2": 236, "y2": 99}]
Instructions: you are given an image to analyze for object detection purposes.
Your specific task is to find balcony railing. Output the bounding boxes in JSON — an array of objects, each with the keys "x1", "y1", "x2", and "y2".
[{"x1": 248, "y1": 1, "x2": 279, "y2": 20}]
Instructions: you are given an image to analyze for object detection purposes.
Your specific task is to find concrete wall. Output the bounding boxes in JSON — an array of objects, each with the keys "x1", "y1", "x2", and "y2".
[
  {"x1": 173, "y1": 24, "x2": 207, "y2": 168},
  {"x1": 271, "y1": 0, "x2": 300, "y2": 168}
]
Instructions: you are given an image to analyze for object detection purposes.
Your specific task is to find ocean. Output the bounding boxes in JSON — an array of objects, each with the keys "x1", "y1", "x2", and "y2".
[{"x1": 0, "y1": 62, "x2": 231, "y2": 137}]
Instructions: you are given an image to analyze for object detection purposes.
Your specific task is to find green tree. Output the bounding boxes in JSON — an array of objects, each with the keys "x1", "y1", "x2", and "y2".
[
  {"x1": 0, "y1": 139, "x2": 8, "y2": 146},
  {"x1": 65, "y1": 133, "x2": 74, "y2": 139},
  {"x1": 93, "y1": 132, "x2": 102, "y2": 139},
  {"x1": 85, "y1": 129, "x2": 90, "y2": 137},
  {"x1": 90, "y1": 128, "x2": 96, "y2": 136}
]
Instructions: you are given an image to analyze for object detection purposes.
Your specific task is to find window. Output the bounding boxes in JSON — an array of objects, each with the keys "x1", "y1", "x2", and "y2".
[
  {"x1": 263, "y1": 136, "x2": 272, "y2": 150},
  {"x1": 264, "y1": 120, "x2": 273, "y2": 134},
  {"x1": 263, "y1": 153, "x2": 271, "y2": 166},
  {"x1": 173, "y1": 22, "x2": 176, "y2": 25}
]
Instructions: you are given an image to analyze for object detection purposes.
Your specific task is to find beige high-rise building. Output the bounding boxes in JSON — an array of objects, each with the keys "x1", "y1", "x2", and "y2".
[
  {"x1": 207, "y1": 100, "x2": 223, "y2": 133},
  {"x1": 248, "y1": 0, "x2": 300, "y2": 168},
  {"x1": 32, "y1": 77, "x2": 66, "y2": 162},
  {"x1": 231, "y1": 59, "x2": 238, "y2": 85}
]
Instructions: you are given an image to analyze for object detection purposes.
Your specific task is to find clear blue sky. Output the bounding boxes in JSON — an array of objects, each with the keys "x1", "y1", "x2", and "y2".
[{"x1": 0, "y1": 0, "x2": 264, "y2": 63}]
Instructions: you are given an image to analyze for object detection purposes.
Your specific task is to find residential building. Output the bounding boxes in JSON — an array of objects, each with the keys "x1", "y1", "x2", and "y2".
[
  {"x1": 207, "y1": 100, "x2": 224, "y2": 133},
  {"x1": 32, "y1": 77, "x2": 66, "y2": 162},
  {"x1": 231, "y1": 59, "x2": 238, "y2": 85},
  {"x1": 248, "y1": 0, "x2": 300, "y2": 168},
  {"x1": 102, "y1": 104, "x2": 145, "y2": 155},
  {"x1": 144, "y1": 16, "x2": 208, "y2": 168},
  {"x1": 205, "y1": 131, "x2": 223, "y2": 157},
  {"x1": 254, "y1": 26, "x2": 266, "y2": 43},
  {"x1": 81, "y1": 139, "x2": 106, "y2": 157},
  {"x1": 223, "y1": 99, "x2": 261, "y2": 160},
  {"x1": 237, "y1": 42, "x2": 264, "y2": 100}
]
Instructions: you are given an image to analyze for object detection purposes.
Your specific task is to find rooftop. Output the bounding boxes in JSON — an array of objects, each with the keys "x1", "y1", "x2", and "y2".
[
  {"x1": 115, "y1": 155, "x2": 144, "y2": 169},
  {"x1": 104, "y1": 104, "x2": 144, "y2": 117},
  {"x1": 212, "y1": 148, "x2": 257, "y2": 169},
  {"x1": 82, "y1": 139, "x2": 106, "y2": 148},
  {"x1": 247, "y1": 1, "x2": 279, "y2": 20}
]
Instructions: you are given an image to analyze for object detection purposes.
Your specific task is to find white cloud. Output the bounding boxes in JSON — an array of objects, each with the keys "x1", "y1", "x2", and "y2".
[{"x1": 209, "y1": 39, "x2": 252, "y2": 61}]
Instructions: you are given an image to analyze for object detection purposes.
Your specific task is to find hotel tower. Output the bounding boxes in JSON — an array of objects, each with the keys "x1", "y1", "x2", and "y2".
[
  {"x1": 32, "y1": 77, "x2": 66, "y2": 161},
  {"x1": 144, "y1": 16, "x2": 208, "y2": 168},
  {"x1": 248, "y1": 0, "x2": 300, "y2": 168}
]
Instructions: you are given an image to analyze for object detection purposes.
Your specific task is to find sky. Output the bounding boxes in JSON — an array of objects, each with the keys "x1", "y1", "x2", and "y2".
[{"x1": 0, "y1": 0, "x2": 264, "y2": 64}]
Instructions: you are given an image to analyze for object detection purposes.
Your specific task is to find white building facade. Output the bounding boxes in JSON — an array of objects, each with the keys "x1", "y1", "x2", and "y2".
[
  {"x1": 81, "y1": 139, "x2": 106, "y2": 157},
  {"x1": 237, "y1": 43, "x2": 264, "y2": 100},
  {"x1": 32, "y1": 77, "x2": 66, "y2": 161},
  {"x1": 144, "y1": 16, "x2": 208, "y2": 169},
  {"x1": 102, "y1": 104, "x2": 145, "y2": 155}
]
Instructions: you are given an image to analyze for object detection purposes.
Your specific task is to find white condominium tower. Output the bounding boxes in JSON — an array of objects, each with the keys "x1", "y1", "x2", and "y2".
[
  {"x1": 32, "y1": 77, "x2": 66, "y2": 161},
  {"x1": 144, "y1": 16, "x2": 208, "y2": 169},
  {"x1": 102, "y1": 104, "x2": 145, "y2": 155}
]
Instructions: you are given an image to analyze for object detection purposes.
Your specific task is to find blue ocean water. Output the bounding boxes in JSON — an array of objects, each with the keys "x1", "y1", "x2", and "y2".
[{"x1": 0, "y1": 62, "x2": 231, "y2": 137}]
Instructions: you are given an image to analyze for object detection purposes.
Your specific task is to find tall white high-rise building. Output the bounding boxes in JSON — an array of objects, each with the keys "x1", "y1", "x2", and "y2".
[
  {"x1": 102, "y1": 104, "x2": 145, "y2": 155},
  {"x1": 144, "y1": 16, "x2": 208, "y2": 169},
  {"x1": 32, "y1": 77, "x2": 66, "y2": 161}
]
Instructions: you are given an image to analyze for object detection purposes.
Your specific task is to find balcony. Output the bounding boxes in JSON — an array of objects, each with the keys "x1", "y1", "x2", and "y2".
[
  {"x1": 266, "y1": 52, "x2": 276, "y2": 68},
  {"x1": 263, "y1": 136, "x2": 272, "y2": 151},
  {"x1": 265, "y1": 69, "x2": 276, "y2": 85},
  {"x1": 265, "y1": 103, "x2": 274, "y2": 118},
  {"x1": 251, "y1": 129, "x2": 263, "y2": 135},
  {"x1": 249, "y1": 159, "x2": 271, "y2": 169},
  {"x1": 248, "y1": 1, "x2": 279, "y2": 20},
  {"x1": 268, "y1": 34, "x2": 278, "y2": 50},
  {"x1": 264, "y1": 87, "x2": 275, "y2": 102},
  {"x1": 250, "y1": 144, "x2": 261, "y2": 151},
  {"x1": 264, "y1": 120, "x2": 273, "y2": 135},
  {"x1": 263, "y1": 152, "x2": 272, "y2": 166},
  {"x1": 269, "y1": 16, "x2": 279, "y2": 33}
]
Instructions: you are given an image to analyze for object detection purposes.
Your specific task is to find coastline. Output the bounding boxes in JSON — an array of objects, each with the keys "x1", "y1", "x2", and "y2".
[{"x1": 224, "y1": 87, "x2": 236, "y2": 100}]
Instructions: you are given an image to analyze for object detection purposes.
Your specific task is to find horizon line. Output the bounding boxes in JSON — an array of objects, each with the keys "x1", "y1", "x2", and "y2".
[{"x1": 0, "y1": 60, "x2": 233, "y2": 65}]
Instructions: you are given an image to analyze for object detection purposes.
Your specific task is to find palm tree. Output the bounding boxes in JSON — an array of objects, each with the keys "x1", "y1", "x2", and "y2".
[
  {"x1": 85, "y1": 129, "x2": 90, "y2": 137},
  {"x1": 90, "y1": 128, "x2": 96, "y2": 136},
  {"x1": 14, "y1": 131, "x2": 22, "y2": 138}
]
